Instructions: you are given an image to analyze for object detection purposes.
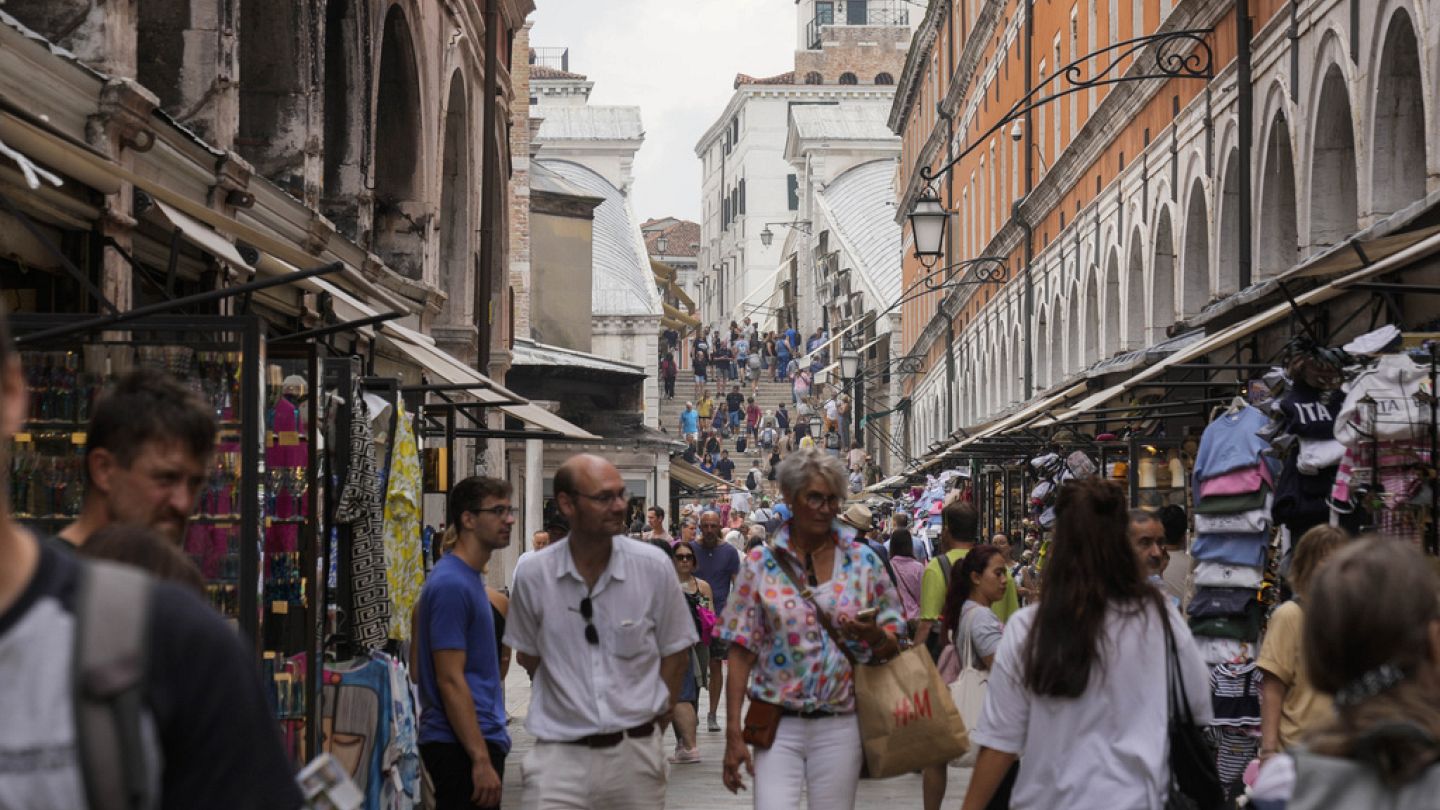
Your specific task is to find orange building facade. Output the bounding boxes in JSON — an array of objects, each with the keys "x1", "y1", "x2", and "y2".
[{"x1": 888, "y1": 0, "x2": 1438, "y2": 458}]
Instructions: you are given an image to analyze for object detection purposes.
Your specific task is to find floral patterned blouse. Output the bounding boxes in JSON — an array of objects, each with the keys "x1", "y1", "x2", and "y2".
[{"x1": 718, "y1": 521, "x2": 902, "y2": 713}]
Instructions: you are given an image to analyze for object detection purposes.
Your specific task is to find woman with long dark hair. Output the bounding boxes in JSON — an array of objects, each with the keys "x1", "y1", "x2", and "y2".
[
  {"x1": 960, "y1": 478, "x2": 1212, "y2": 810},
  {"x1": 940, "y1": 544, "x2": 1008, "y2": 667}
]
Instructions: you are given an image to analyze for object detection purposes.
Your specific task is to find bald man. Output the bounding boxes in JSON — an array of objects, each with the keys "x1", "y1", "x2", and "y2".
[{"x1": 504, "y1": 455, "x2": 697, "y2": 809}]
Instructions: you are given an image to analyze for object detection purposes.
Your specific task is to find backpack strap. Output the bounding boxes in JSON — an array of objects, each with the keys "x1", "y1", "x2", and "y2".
[{"x1": 74, "y1": 560, "x2": 158, "y2": 810}]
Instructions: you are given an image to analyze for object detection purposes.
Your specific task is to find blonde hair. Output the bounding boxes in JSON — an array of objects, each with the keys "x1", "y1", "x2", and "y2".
[
  {"x1": 440, "y1": 525, "x2": 459, "y2": 555},
  {"x1": 1288, "y1": 524, "x2": 1349, "y2": 599}
]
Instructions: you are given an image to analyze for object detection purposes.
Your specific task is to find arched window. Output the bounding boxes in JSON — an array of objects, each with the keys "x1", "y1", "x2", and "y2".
[
  {"x1": 804, "y1": 71, "x2": 824, "y2": 85},
  {"x1": 874, "y1": 72, "x2": 894, "y2": 85},
  {"x1": 839, "y1": 72, "x2": 858, "y2": 85}
]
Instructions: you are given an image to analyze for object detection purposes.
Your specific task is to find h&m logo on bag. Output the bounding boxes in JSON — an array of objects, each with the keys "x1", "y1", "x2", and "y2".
[{"x1": 891, "y1": 688, "x2": 933, "y2": 727}]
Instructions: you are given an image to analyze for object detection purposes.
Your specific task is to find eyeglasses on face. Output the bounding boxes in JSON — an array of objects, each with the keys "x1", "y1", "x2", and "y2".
[
  {"x1": 674, "y1": 553, "x2": 696, "y2": 562},
  {"x1": 579, "y1": 596, "x2": 598, "y2": 645},
  {"x1": 470, "y1": 505, "x2": 519, "y2": 518},
  {"x1": 802, "y1": 492, "x2": 843, "y2": 510}
]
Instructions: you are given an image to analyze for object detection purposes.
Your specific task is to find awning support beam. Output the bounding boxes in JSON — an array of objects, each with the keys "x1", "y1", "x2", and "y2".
[
  {"x1": 16, "y1": 261, "x2": 342, "y2": 345},
  {"x1": 268, "y1": 311, "x2": 405, "y2": 344}
]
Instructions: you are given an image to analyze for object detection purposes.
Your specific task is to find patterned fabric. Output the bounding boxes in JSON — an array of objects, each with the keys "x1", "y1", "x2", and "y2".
[
  {"x1": 1212, "y1": 726, "x2": 1260, "y2": 793},
  {"x1": 382, "y1": 401, "x2": 424, "y2": 641},
  {"x1": 337, "y1": 392, "x2": 391, "y2": 650},
  {"x1": 718, "y1": 520, "x2": 902, "y2": 713},
  {"x1": 1210, "y1": 661, "x2": 1262, "y2": 727}
]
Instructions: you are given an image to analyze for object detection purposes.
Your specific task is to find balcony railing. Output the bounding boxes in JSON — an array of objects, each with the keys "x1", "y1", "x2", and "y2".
[
  {"x1": 806, "y1": 1, "x2": 910, "y2": 49},
  {"x1": 529, "y1": 47, "x2": 570, "y2": 73}
]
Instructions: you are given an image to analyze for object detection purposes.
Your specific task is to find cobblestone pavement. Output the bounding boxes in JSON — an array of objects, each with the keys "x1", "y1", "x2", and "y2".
[{"x1": 499, "y1": 664, "x2": 967, "y2": 808}]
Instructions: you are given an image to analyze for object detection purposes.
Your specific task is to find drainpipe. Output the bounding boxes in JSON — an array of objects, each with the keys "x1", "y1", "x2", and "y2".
[
  {"x1": 942, "y1": 3, "x2": 958, "y2": 434},
  {"x1": 476, "y1": 0, "x2": 501, "y2": 373},
  {"x1": 1022, "y1": 0, "x2": 1035, "y2": 400},
  {"x1": 1236, "y1": 0, "x2": 1253, "y2": 288}
]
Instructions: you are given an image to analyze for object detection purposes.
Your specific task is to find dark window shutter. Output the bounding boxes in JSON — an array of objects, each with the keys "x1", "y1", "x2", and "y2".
[{"x1": 787, "y1": 174, "x2": 799, "y2": 211}]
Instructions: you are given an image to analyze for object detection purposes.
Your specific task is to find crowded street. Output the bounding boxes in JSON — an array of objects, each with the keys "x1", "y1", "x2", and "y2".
[{"x1": 3, "y1": 0, "x2": 1440, "y2": 809}]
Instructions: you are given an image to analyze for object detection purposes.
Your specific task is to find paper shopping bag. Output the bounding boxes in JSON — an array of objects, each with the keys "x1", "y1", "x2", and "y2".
[{"x1": 852, "y1": 645, "x2": 969, "y2": 778}]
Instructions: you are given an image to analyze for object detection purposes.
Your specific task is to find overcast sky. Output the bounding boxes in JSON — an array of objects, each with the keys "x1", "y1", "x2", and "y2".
[{"x1": 529, "y1": 0, "x2": 796, "y2": 223}]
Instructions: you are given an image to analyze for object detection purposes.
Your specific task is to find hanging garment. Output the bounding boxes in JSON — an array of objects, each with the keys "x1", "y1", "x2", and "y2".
[
  {"x1": 1333, "y1": 354, "x2": 1433, "y2": 447},
  {"x1": 323, "y1": 653, "x2": 420, "y2": 810},
  {"x1": 1197, "y1": 465, "x2": 1270, "y2": 499},
  {"x1": 1274, "y1": 382, "x2": 1342, "y2": 440},
  {"x1": 1194, "y1": 508, "x2": 1271, "y2": 535},
  {"x1": 1210, "y1": 661, "x2": 1262, "y2": 728},
  {"x1": 1190, "y1": 533, "x2": 1269, "y2": 569},
  {"x1": 1214, "y1": 727, "x2": 1261, "y2": 790},
  {"x1": 1193, "y1": 406, "x2": 1272, "y2": 484},
  {"x1": 382, "y1": 401, "x2": 425, "y2": 641},
  {"x1": 337, "y1": 394, "x2": 392, "y2": 651}
]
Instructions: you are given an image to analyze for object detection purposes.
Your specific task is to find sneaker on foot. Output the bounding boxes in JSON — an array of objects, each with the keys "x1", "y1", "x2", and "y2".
[
  {"x1": 667, "y1": 748, "x2": 701, "y2": 764},
  {"x1": 707, "y1": 714, "x2": 721, "y2": 732}
]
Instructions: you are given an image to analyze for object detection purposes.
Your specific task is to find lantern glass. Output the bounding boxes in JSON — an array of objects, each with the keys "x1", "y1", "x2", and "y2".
[
  {"x1": 840, "y1": 343, "x2": 860, "y2": 380},
  {"x1": 908, "y1": 189, "x2": 947, "y2": 259},
  {"x1": 760, "y1": 226, "x2": 774, "y2": 247}
]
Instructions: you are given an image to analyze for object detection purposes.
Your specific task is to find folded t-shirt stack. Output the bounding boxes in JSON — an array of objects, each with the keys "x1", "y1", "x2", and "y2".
[
  {"x1": 1190, "y1": 405, "x2": 1274, "y2": 586},
  {"x1": 1188, "y1": 404, "x2": 1274, "y2": 794}
]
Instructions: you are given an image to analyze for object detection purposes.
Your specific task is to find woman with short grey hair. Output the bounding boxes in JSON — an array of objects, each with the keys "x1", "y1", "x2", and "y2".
[
  {"x1": 720, "y1": 447, "x2": 902, "y2": 808},
  {"x1": 773, "y1": 446, "x2": 847, "y2": 505}
]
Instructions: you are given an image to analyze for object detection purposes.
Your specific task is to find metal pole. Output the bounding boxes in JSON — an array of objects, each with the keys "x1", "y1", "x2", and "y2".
[
  {"x1": 15, "y1": 262, "x2": 342, "y2": 344},
  {"x1": 476, "y1": 0, "x2": 501, "y2": 372},
  {"x1": 1236, "y1": 0, "x2": 1254, "y2": 288},
  {"x1": 1022, "y1": 0, "x2": 1036, "y2": 400}
]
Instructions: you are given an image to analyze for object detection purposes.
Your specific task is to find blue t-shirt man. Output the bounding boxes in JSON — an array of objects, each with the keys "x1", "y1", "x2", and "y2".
[
  {"x1": 785, "y1": 327, "x2": 800, "y2": 352},
  {"x1": 680, "y1": 407, "x2": 699, "y2": 435},
  {"x1": 691, "y1": 537, "x2": 741, "y2": 613},
  {"x1": 416, "y1": 553, "x2": 509, "y2": 754}
]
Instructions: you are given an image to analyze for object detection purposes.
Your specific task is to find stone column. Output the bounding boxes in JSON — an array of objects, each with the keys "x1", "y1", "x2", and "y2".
[{"x1": 524, "y1": 437, "x2": 543, "y2": 547}]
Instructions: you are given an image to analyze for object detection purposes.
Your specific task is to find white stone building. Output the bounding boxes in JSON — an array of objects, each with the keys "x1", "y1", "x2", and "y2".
[{"x1": 694, "y1": 0, "x2": 914, "y2": 332}]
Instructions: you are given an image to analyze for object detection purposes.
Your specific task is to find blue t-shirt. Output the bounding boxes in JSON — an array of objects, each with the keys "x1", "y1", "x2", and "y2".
[
  {"x1": 680, "y1": 409, "x2": 699, "y2": 434},
  {"x1": 416, "y1": 554, "x2": 510, "y2": 751},
  {"x1": 1193, "y1": 406, "x2": 1271, "y2": 484},
  {"x1": 690, "y1": 540, "x2": 741, "y2": 612},
  {"x1": 1190, "y1": 532, "x2": 1269, "y2": 568}
]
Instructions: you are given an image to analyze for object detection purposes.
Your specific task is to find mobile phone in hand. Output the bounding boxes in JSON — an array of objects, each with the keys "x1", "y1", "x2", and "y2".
[{"x1": 855, "y1": 607, "x2": 878, "y2": 623}]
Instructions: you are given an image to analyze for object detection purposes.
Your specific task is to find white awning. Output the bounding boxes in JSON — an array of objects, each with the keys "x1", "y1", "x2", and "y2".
[
  {"x1": 153, "y1": 200, "x2": 254, "y2": 272},
  {"x1": 378, "y1": 323, "x2": 598, "y2": 441},
  {"x1": 1034, "y1": 226, "x2": 1440, "y2": 428}
]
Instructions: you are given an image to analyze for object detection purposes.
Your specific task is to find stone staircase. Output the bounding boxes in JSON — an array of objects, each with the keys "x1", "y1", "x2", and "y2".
[{"x1": 659, "y1": 368, "x2": 831, "y2": 463}]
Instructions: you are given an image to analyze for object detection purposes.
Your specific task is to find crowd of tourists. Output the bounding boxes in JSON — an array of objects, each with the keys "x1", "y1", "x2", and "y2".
[
  {"x1": 2, "y1": 278, "x2": 1438, "y2": 810},
  {"x1": 674, "y1": 319, "x2": 876, "y2": 504}
]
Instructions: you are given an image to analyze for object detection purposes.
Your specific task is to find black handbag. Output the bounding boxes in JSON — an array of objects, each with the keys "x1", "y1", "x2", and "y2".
[{"x1": 1161, "y1": 607, "x2": 1225, "y2": 810}]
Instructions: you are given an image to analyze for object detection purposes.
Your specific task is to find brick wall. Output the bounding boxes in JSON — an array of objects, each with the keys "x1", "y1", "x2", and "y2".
[
  {"x1": 794, "y1": 24, "x2": 909, "y2": 84},
  {"x1": 509, "y1": 22, "x2": 534, "y2": 338}
]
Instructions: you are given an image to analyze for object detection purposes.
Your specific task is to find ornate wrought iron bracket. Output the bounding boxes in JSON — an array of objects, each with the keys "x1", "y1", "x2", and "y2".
[
  {"x1": 919, "y1": 28, "x2": 1215, "y2": 184},
  {"x1": 919, "y1": 257, "x2": 1008, "y2": 291}
]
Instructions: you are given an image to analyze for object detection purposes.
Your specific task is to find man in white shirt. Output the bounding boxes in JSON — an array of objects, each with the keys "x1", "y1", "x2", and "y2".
[
  {"x1": 506, "y1": 455, "x2": 697, "y2": 809},
  {"x1": 509, "y1": 530, "x2": 550, "y2": 588}
]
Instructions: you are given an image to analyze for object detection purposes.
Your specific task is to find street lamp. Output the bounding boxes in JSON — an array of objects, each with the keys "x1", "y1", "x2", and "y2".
[
  {"x1": 839, "y1": 337, "x2": 860, "y2": 381},
  {"x1": 656, "y1": 235, "x2": 669, "y2": 254},
  {"x1": 908, "y1": 186, "x2": 948, "y2": 267},
  {"x1": 759, "y1": 220, "x2": 812, "y2": 248},
  {"x1": 840, "y1": 336, "x2": 863, "y2": 452}
]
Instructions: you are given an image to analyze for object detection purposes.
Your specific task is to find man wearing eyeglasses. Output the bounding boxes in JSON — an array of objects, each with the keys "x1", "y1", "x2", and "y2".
[
  {"x1": 415, "y1": 476, "x2": 516, "y2": 810},
  {"x1": 506, "y1": 454, "x2": 697, "y2": 809}
]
